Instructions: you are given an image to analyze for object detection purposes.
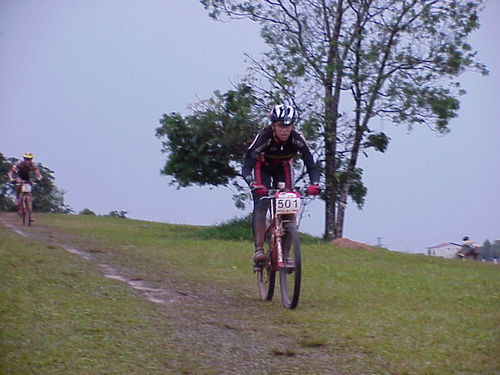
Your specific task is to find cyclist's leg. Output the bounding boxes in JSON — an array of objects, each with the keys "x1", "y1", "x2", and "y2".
[
  {"x1": 252, "y1": 194, "x2": 270, "y2": 250},
  {"x1": 276, "y1": 161, "x2": 294, "y2": 262},
  {"x1": 15, "y1": 183, "x2": 21, "y2": 208},
  {"x1": 252, "y1": 164, "x2": 271, "y2": 263}
]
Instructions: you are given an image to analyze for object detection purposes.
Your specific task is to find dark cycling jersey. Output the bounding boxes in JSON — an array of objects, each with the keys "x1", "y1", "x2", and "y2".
[
  {"x1": 11, "y1": 160, "x2": 41, "y2": 182},
  {"x1": 242, "y1": 125, "x2": 319, "y2": 185}
]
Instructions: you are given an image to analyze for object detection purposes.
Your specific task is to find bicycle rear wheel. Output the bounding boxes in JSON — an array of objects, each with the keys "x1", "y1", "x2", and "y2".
[
  {"x1": 279, "y1": 223, "x2": 301, "y2": 309},
  {"x1": 256, "y1": 255, "x2": 276, "y2": 301}
]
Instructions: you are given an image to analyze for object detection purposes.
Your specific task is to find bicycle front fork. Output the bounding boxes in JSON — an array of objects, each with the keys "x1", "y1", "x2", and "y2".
[{"x1": 275, "y1": 221, "x2": 284, "y2": 268}]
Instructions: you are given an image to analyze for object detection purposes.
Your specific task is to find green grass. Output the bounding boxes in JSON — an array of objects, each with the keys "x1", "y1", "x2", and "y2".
[
  {"x1": 197, "y1": 214, "x2": 326, "y2": 244},
  {"x1": 1, "y1": 213, "x2": 499, "y2": 375},
  {"x1": 0, "y1": 225, "x2": 179, "y2": 374},
  {"x1": 197, "y1": 215, "x2": 253, "y2": 241}
]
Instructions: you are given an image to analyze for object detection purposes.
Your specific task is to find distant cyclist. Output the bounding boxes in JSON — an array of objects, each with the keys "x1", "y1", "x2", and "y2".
[
  {"x1": 242, "y1": 103, "x2": 320, "y2": 266},
  {"x1": 458, "y1": 236, "x2": 479, "y2": 260},
  {"x1": 7, "y1": 152, "x2": 42, "y2": 217}
]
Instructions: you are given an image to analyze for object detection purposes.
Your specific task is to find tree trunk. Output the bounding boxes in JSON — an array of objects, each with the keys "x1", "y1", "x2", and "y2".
[
  {"x1": 334, "y1": 18, "x2": 364, "y2": 239},
  {"x1": 335, "y1": 127, "x2": 363, "y2": 238},
  {"x1": 324, "y1": 90, "x2": 336, "y2": 241},
  {"x1": 334, "y1": 200, "x2": 346, "y2": 239},
  {"x1": 323, "y1": 0, "x2": 344, "y2": 241}
]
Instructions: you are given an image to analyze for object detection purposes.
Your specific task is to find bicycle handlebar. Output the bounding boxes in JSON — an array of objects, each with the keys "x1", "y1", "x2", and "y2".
[
  {"x1": 253, "y1": 186, "x2": 322, "y2": 198},
  {"x1": 12, "y1": 180, "x2": 38, "y2": 186}
]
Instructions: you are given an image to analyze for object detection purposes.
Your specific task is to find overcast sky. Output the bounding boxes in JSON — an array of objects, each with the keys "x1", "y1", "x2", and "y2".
[{"x1": 1, "y1": 0, "x2": 499, "y2": 253}]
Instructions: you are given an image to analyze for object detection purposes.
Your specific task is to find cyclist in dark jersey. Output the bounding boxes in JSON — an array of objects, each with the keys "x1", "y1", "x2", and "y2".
[
  {"x1": 242, "y1": 104, "x2": 320, "y2": 265},
  {"x1": 8, "y1": 152, "x2": 42, "y2": 213}
]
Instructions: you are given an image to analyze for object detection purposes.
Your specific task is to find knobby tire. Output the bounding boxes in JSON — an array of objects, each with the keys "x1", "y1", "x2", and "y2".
[{"x1": 279, "y1": 223, "x2": 301, "y2": 309}]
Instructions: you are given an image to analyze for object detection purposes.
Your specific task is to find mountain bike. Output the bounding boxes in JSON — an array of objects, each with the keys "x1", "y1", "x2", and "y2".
[
  {"x1": 255, "y1": 186, "x2": 311, "y2": 309},
  {"x1": 18, "y1": 181, "x2": 34, "y2": 226}
]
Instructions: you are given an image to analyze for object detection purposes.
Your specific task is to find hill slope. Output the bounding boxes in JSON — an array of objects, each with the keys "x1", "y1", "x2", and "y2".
[{"x1": 1, "y1": 213, "x2": 498, "y2": 375}]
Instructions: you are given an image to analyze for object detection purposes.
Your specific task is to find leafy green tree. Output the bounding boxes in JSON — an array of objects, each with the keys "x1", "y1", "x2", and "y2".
[
  {"x1": 0, "y1": 153, "x2": 72, "y2": 213},
  {"x1": 160, "y1": 0, "x2": 487, "y2": 239},
  {"x1": 156, "y1": 85, "x2": 267, "y2": 209},
  {"x1": 494, "y1": 241, "x2": 500, "y2": 261},
  {"x1": 156, "y1": 84, "x2": 363, "y2": 212},
  {"x1": 478, "y1": 239, "x2": 500, "y2": 261},
  {"x1": 33, "y1": 165, "x2": 72, "y2": 213},
  {"x1": 480, "y1": 239, "x2": 492, "y2": 260},
  {"x1": 202, "y1": 0, "x2": 488, "y2": 240},
  {"x1": 0, "y1": 153, "x2": 15, "y2": 211}
]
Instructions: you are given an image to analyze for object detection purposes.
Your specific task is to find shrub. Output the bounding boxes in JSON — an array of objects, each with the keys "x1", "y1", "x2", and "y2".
[{"x1": 79, "y1": 208, "x2": 96, "y2": 215}]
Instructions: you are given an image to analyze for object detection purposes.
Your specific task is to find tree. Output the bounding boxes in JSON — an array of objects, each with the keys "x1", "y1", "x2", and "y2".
[
  {"x1": 159, "y1": 1, "x2": 487, "y2": 240},
  {"x1": 0, "y1": 153, "x2": 14, "y2": 211},
  {"x1": 480, "y1": 239, "x2": 491, "y2": 260},
  {"x1": 492, "y1": 240, "x2": 500, "y2": 261},
  {"x1": 157, "y1": 83, "x2": 370, "y2": 210},
  {"x1": 33, "y1": 164, "x2": 73, "y2": 213},
  {"x1": 156, "y1": 85, "x2": 268, "y2": 209},
  {"x1": 202, "y1": 0, "x2": 488, "y2": 240},
  {"x1": 0, "y1": 153, "x2": 72, "y2": 214},
  {"x1": 479, "y1": 239, "x2": 500, "y2": 261}
]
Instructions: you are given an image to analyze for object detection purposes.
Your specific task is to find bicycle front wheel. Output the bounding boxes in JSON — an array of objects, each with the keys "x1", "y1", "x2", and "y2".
[{"x1": 279, "y1": 223, "x2": 301, "y2": 309}]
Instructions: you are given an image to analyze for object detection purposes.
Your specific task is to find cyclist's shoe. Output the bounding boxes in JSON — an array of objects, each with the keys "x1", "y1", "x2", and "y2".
[
  {"x1": 253, "y1": 248, "x2": 266, "y2": 265},
  {"x1": 286, "y1": 260, "x2": 295, "y2": 273}
]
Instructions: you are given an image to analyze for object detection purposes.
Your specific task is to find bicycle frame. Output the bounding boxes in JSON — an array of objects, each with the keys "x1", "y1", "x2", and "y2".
[
  {"x1": 18, "y1": 181, "x2": 34, "y2": 225},
  {"x1": 256, "y1": 187, "x2": 307, "y2": 309},
  {"x1": 265, "y1": 196, "x2": 297, "y2": 270}
]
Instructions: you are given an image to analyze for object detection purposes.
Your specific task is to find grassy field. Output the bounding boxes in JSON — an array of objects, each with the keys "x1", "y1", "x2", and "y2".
[{"x1": 1, "y1": 213, "x2": 499, "y2": 375}]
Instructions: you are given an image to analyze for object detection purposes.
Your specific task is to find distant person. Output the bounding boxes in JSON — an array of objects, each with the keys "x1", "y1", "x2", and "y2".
[
  {"x1": 242, "y1": 103, "x2": 320, "y2": 267},
  {"x1": 458, "y1": 236, "x2": 479, "y2": 260},
  {"x1": 7, "y1": 152, "x2": 42, "y2": 217}
]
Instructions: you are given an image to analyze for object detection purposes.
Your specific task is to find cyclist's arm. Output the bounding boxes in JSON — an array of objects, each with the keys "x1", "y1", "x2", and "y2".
[
  {"x1": 7, "y1": 168, "x2": 14, "y2": 182},
  {"x1": 242, "y1": 149, "x2": 257, "y2": 184},
  {"x1": 242, "y1": 129, "x2": 270, "y2": 184},
  {"x1": 7, "y1": 163, "x2": 19, "y2": 182},
  {"x1": 33, "y1": 165, "x2": 42, "y2": 181}
]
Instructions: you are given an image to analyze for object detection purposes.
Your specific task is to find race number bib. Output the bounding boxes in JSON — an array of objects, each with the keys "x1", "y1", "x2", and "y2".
[
  {"x1": 275, "y1": 192, "x2": 301, "y2": 214},
  {"x1": 21, "y1": 183, "x2": 32, "y2": 193}
]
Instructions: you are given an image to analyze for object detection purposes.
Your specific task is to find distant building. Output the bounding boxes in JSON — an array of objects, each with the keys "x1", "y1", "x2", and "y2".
[{"x1": 427, "y1": 242, "x2": 461, "y2": 258}]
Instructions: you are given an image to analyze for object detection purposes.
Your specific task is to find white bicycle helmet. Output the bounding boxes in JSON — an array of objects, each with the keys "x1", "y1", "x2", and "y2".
[{"x1": 269, "y1": 103, "x2": 296, "y2": 126}]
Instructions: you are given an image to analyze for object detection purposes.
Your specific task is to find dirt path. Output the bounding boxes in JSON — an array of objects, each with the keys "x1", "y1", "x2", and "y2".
[{"x1": 0, "y1": 213, "x2": 348, "y2": 375}]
